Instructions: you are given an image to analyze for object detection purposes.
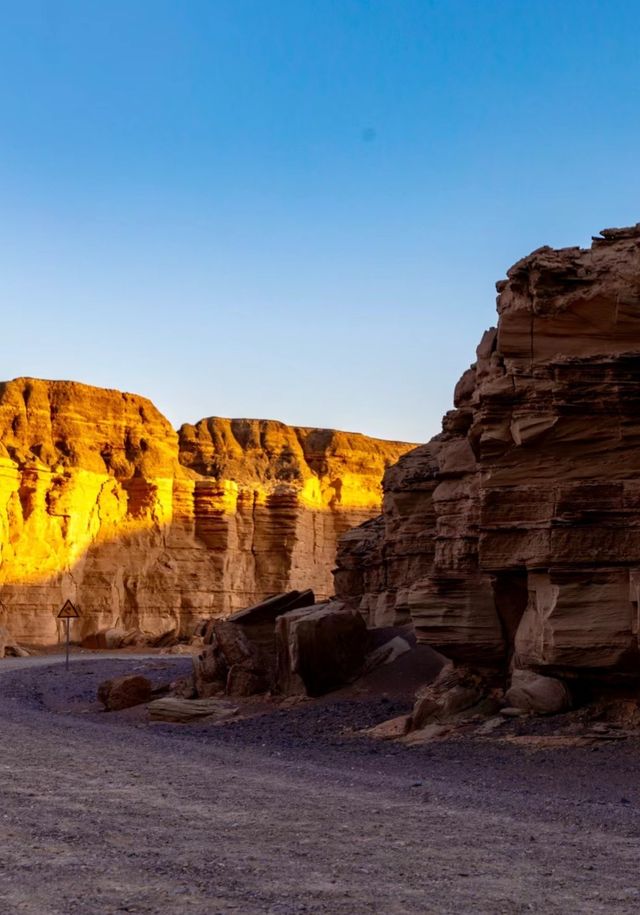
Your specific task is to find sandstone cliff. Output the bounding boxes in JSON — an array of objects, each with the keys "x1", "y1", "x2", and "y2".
[
  {"x1": 335, "y1": 224, "x2": 640, "y2": 676},
  {"x1": 178, "y1": 417, "x2": 410, "y2": 609},
  {"x1": 0, "y1": 378, "x2": 412, "y2": 645}
]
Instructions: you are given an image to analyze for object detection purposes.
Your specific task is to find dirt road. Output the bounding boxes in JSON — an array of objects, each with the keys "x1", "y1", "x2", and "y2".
[{"x1": 1, "y1": 656, "x2": 639, "y2": 914}]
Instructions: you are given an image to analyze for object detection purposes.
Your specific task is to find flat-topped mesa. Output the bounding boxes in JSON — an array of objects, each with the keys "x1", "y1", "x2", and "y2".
[
  {"x1": 335, "y1": 225, "x2": 640, "y2": 676},
  {"x1": 0, "y1": 378, "x2": 414, "y2": 645}
]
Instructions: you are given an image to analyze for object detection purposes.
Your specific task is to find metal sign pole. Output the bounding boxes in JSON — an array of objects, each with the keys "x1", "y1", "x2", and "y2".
[{"x1": 65, "y1": 617, "x2": 70, "y2": 671}]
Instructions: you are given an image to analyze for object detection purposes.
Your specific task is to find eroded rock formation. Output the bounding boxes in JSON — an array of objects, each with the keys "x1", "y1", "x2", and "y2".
[
  {"x1": 178, "y1": 417, "x2": 411, "y2": 607},
  {"x1": 0, "y1": 378, "x2": 411, "y2": 645},
  {"x1": 335, "y1": 225, "x2": 640, "y2": 677}
]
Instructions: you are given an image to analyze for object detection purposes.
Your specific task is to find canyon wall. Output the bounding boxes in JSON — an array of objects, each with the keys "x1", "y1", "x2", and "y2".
[
  {"x1": 335, "y1": 225, "x2": 640, "y2": 676},
  {"x1": 178, "y1": 417, "x2": 411, "y2": 607},
  {"x1": 0, "y1": 378, "x2": 411, "y2": 645}
]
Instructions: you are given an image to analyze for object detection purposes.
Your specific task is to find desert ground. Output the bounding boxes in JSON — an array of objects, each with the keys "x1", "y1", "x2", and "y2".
[{"x1": 0, "y1": 655, "x2": 639, "y2": 915}]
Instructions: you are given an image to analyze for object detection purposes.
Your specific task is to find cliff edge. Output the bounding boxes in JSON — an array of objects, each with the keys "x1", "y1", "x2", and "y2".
[{"x1": 335, "y1": 224, "x2": 640, "y2": 677}]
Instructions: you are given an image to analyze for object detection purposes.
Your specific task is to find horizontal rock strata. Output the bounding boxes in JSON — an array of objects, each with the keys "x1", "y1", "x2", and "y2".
[
  {"x1": 178, "y1": 417, "x2": 412, "y2": 609},
  {"x1": 335, "y1": 225, "x2": 640, "y2": 676},
  {"x1": 0, "y1": 378, "x2": 412, "y2": 645}
]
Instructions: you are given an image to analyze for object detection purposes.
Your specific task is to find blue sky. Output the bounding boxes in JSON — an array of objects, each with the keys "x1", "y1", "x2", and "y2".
[{"x1": 2, "y1": 0, "x2": 640, "y2": 442}]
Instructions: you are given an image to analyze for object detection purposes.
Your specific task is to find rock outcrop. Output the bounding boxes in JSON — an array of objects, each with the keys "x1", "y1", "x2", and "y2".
[
  {"x1": 335, "y1": 225, "x2": 640, "y2": 678},
  {"x1": 0, "y1": 379, "x2": 411, "y2": 645},
  {"x1": 191, "y1": 591, "x2": 369, "y2": 699}
]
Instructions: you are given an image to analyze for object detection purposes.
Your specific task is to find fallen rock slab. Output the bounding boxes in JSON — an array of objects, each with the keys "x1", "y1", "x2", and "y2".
[
  {"x1": 147, "y1": 697, "x2": 239, "y2": 723},
  {"x1": 276, "y1": 601, "x2": 368, "y2": 696}
]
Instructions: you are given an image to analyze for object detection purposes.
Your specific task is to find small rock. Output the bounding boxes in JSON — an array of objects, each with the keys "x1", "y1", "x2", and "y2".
[
  {"x1": 499, "y1": 706, "x2": 528, "y2": 718},
  {"x1": 476, "y1": 715, "x2": 505, "y2": 734},
  {"x1": 361, "y1": 714, "x2": 410, "y2": 740}
]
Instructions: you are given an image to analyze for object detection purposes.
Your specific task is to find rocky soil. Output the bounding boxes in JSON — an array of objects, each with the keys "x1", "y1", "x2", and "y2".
[{"x1": 1, "y1": 654, "x2": 640, "y2": 914}]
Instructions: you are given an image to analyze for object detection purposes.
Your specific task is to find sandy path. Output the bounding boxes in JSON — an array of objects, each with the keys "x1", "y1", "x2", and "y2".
[{"x1": 1, "y1": 658, "x2": 639, "y2": 914}]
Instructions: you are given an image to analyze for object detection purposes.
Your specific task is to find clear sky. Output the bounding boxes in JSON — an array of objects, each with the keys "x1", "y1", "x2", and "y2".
[{"x1": 2, "y1": 1, "x2": 640, "y2": 443}]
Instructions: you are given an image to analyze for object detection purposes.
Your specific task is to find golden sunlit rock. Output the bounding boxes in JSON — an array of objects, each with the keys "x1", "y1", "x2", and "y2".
[{"x1": 0, "y1": 378, "x2": 414, "y2": 646}]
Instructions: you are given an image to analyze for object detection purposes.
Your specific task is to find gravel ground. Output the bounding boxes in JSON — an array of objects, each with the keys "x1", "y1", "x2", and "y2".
[{"x1": 1, "y1": 655, "x2": 640, "y2": 914}]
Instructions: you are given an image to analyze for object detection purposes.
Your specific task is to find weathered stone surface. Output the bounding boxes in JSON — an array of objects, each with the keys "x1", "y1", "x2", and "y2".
[
  {"x1": 169, "y1": 675, "x2": 197, "y2": 700},
  {"x1": 193, "y1": 619, "x2": 270, "y2": 698},
  {"x1": 505, "y1": 669, "x2": 571, "y2": 715},
  {"x1": 410, "y1": 666, "x2": 488, "y2": 730},
  {"x1": 336, "y1": 225, "x2": 640, "y2": 677},
  {"x1": 0, "y1": 379, "x2": 411, "y2": 646},
  {"x1": 0, "y1": 379, "x2": 215, "y2": 646},
  {"x1": 275, "y1": 601, "x2": 368, "y2": 696},
  {"x1": 147, "y1": 697, "x2": 238, "y2": 723},
  {"x1": 192, "y1": 644, "x2": 227, "y2": 699},
  {"x1": 97, "y1": 674, "x2": 152, "y2": 711},
  {"x1": 223, "y1": 590, "x2": 316, "y2": 664},
  {"x1": 178, "y1": 418, "x2": 412, "y2": 610},
  {"x1": 226, "y1": 661, "x2": 269, "y2": 697}
]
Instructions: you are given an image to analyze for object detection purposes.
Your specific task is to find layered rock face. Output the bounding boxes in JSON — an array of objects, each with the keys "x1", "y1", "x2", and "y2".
[
  {"x1": 178, "y1": 417, "x2": 410, "y2": 607},
  {"x1": 0, "y1": 378, "x2": 411, "y2": 645},
  {"x1": 0, "y1": 379, "x2": 210, "y2": 645},
  {"x1": 335, "y1": 225, "x2": 640, "y2": 676}
]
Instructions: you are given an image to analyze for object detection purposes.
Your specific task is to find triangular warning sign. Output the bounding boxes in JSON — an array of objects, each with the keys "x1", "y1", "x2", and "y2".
[{"x1": 57, "y1": 599, "x2": 80, "y2": 619}]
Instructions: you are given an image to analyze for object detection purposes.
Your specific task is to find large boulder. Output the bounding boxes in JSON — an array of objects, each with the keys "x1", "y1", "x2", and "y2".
[
  {"x1": 505, "y1": 669, "x2": 571, "y2": 715},
  {"x1": 97, "y1": 674, "x2": 152, "y2": 711},
  {"x1": 275, "y1": 601, "x2": 367, "y2": 696},
  {"x1": 192, "y1": 620, "x2": 269, "y2": 698}
]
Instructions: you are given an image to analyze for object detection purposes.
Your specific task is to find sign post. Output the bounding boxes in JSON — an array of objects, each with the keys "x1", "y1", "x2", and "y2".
[{"x1": 57, "y1": 600, "x2": 81, "y2": 671}]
